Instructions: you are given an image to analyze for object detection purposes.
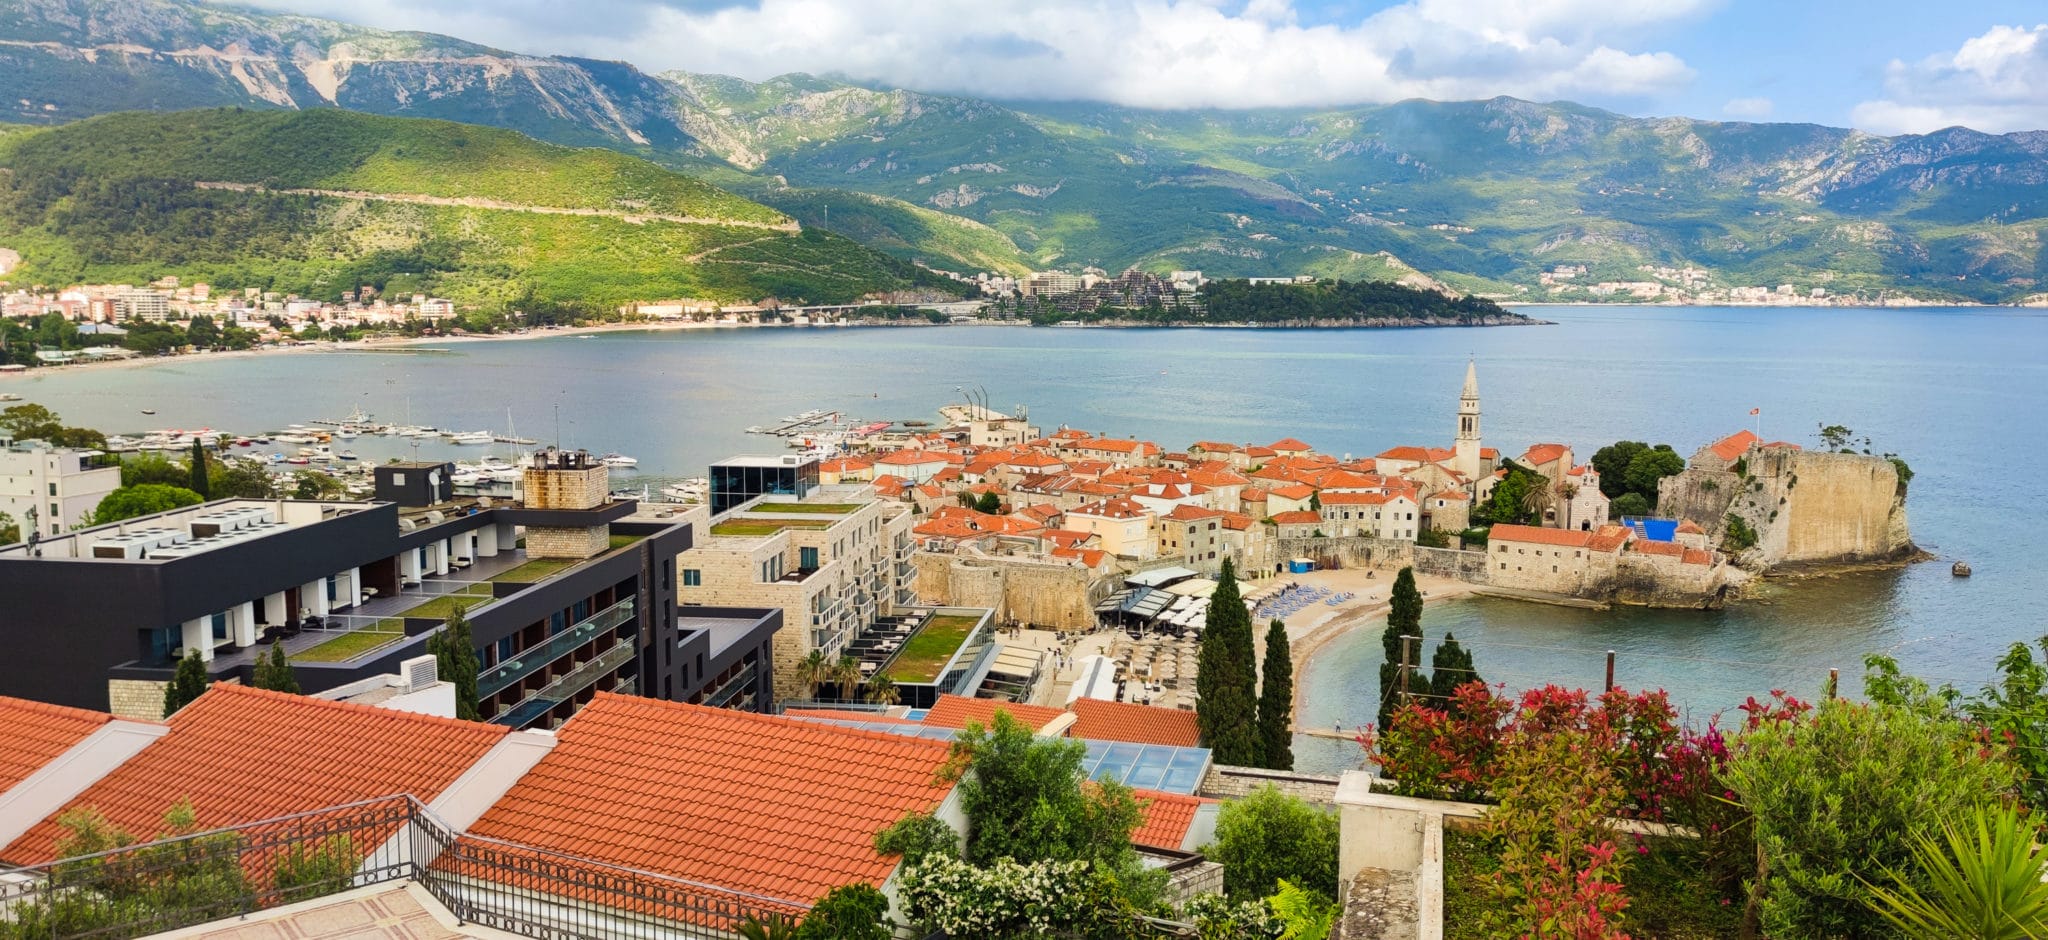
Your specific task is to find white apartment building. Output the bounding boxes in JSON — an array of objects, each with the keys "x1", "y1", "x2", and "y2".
[
  {"x1": 674, "y1": 487, "x2": 918, "y2": 701},
  {"x1": 0, "y1": 441, "x2": 122, "y2": 537}
]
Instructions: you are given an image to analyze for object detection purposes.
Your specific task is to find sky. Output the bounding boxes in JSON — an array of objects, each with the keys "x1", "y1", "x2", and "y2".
[{"x1": 230, "y1": 0, "x2": 2048, "y2": 134}]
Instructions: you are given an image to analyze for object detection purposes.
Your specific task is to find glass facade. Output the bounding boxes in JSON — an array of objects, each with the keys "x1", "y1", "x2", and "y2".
[{"x1": 709, "y1": 459, "x2": 820, "y2": 514}]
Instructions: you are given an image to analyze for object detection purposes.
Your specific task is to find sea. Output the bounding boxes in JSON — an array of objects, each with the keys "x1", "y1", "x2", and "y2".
[{"x1": 8, "y1": 305, "x2": 2045, "y2": 774}]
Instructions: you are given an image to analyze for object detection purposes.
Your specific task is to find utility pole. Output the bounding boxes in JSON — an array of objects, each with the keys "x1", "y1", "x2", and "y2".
[{"x1": 1398, "y1": 634, "x2": 1417, "y2": 707}]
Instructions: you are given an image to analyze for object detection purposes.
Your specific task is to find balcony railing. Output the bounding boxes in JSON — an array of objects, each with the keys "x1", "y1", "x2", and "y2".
[
  {"x1": 492, "y1": 638, "x2": 636, "y2": 728},
  {"x1": 0, "y1": 794, "x2": 810, "y2": 940},
  {"x1": 477, "y1": 599, "x2": 636, "y2": 700}
]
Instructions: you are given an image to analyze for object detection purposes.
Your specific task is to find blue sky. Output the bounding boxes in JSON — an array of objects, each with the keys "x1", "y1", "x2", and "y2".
[{"x1": 239, "y1": 0, "x2": 2048, "y2": 133}]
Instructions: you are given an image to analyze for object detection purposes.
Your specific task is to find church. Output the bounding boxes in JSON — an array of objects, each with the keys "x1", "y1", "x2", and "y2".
[{"x1": 1374, "y1": 360, "x2": 1612, "y2": 534}]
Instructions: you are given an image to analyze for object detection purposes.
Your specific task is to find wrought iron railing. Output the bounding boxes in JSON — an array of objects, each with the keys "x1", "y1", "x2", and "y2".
[{"x1": 0, "y1": 795, "x2": 807, "y2": 940}]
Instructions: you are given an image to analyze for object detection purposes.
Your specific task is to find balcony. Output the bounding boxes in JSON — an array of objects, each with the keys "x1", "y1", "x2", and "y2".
[
  {"x1": 476, "y1": 598, "x2": 637, "y2": 700},
  {"x1": 492, "y1": 637, "x2": 635, "y2": 728}
]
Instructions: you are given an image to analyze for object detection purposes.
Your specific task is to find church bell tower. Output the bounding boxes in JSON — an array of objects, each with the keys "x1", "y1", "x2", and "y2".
[{"x1": 1454, "y1": 359, "x2": 1482, "y2": 482}]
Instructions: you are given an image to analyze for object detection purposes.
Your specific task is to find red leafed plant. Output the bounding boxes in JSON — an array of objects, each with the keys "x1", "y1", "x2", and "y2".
[{"x1": 1480, "y1": 718, "x2": 1633, "y2": 939}]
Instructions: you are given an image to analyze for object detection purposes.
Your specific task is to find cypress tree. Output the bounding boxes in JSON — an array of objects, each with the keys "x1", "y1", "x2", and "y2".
[
  {"x1": 1196, "y1": 559, "x2": 1260, "y2": 765},
  {"x1": 1428, "y1": 632, "x2": 1482, "y2": 706},
  {"x1": 1256, "y1": 618, "x2": 1294, "y2": 770},
  {"x1": 1378, "y1": 566, "x2": 1425, "y2": 730},
  {"x1": 163, "y1": 650, "x2": 210, "y2": 716},
  {"x1": 256, "y1": 643, "x2": 300, "y2": 694},
  {"x1": 433, "y1": 604, "x2": 482, "y2": 721},
  {"x1": 188, "y1": 438, "x2": 210, "y2": 500}
]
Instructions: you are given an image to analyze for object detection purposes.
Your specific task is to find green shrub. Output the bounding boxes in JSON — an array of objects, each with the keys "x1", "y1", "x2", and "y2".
[
  {"x1": 795, "y1": 883, "x2": 890, "y2": 940},
  {"x1": 1723, "y1": 699, "x2": 2020, "y2": 940},
  {"x1": 1203, "y1": 786, "x2": 1339, "y2": 902},
  {"x1": 1722, "y1": 514, "x2": 1759, "y2": 552},
  {"x1": 270, "y1": 834, "x2": 357, "y2": 902}
]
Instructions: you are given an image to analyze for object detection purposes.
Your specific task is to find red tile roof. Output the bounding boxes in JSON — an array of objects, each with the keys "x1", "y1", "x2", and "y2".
[
  {"x1": 1375, "y1": 446, "x2": 1433, "y2": 462},
  {"x1": 921, "y1": 695, "x2": 1067, "y2": 732},
  {"x1": 467, "y1": 695, "x2": 954, "y2": 907},
  {"x1": 1633, "y1": 539, "x2": 1685, "y2": 557},
  {"x1": 1431, "y1": 489, "x2": 1471, "y2": 502},
  {"x1": 1270, "y1": 510, "x2": 1320, "y2": 525},
  {"x1": 2, "y1": 685, "x2": 505, "y2": 865},
  {"x1": 1682, "y1": 549, "x2": 1714, "y2": 566},
  {"x1": 1132, "y1": 789, "x2": 1209, "y2": 850},
  {"x1": 1707, "y1": 430, "x2": 1760, "y2": 462},
  {"x1": 1522, "y1": 443, "x2": 1568, "y2": 466},
  {"x1": 1488, "y1": 524, "x2": 1594, "y2": 548},
  {"x1": 1587, "y1": 524, "x2": 1632, "y2": 553},
  {"x1": 1068, "y1": 698, "x2": 1202, "y2": 747},
  {"x1": 1675, "y1": 519, "x2": 1705, "y2": 534},
  {"x1": 1071, "y1": 497, "x2": 1151, "y2": 520},
  {"x1": 1268, "y1": 438, "x2": 1313, "y2": 452},
  {"x1": 0, "y1": 696, "x2": 116, "y2": 793}
]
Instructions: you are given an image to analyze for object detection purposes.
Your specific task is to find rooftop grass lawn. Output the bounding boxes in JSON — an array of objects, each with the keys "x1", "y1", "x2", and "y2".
[
  {"x1": 709, "y1": 517, "x2": 837, "y2": 537},
  {"x1": 490, "y1": 557, "x2": 578, "y2": 583},
  {"x1": 608, "y1": 533, "x2": 645, "y2": 549},
  {"x1": 888, "y1": 614, "x2": 983, "y2": 683},
  {"x1": 290, "y1": 628, "x2": 403, "y2": 663},
  {"x1": 398, "y1": 591, "x2": 492, "y2": 622},
  {"x1": 751, "y1": 503, "x2": 865, "y2": 515}
]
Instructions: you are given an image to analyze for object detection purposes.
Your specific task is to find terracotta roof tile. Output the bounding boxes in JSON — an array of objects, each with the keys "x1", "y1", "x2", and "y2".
[
  {"x1": 1633, "y1": 539, "x2": 1685, "y2": 557},
  {"x1": 1708, "y1": 430, "x2": 1760, "y2": 462},
  {"x1": 1375, "y1": 446, "x2": 1434, "y2": 462},
  {"x1": 1268, "y1": 438, "x2": 1313, "y2": 452},
  {"x1": 467, "y1": 695, "x2": 953, "y2": 907},
  {"x1": 0, "y1": 696, "x2": 116, "y2": 793},
  {"x1": 1132, "y1": 789, "x2": 1210, "y2": 850},
  {"x1": 1068, "y1": 698, "x2": 1202, "y2": 747},
  {"x1": 1488, "y1": 524, "x2": 1595, "y2": 548},
  {"x1": 1270, "y1": 510, "x2": 1320, "y2": 525},
  {"x1": 1675, "y1": 519, "x2": 1705, "y2": 534},
  {"x1": 1682, "y1": 549, "x2": 1714, "y2": 566},
  {"x1": 921, "y1": 695, "x2": 1067, "y2": 732},
  {"x1": 2, "y1": 685, "x2": 504, "y2": 865},
  {"x1": 1522, "y1": 443, "x2": 1568, "y2": 466}
]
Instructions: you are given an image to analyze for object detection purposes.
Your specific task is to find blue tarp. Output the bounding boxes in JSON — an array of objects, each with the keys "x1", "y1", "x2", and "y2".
[{"x1": 1621, "y1": 516, "x2": 1679, "y2": 542}]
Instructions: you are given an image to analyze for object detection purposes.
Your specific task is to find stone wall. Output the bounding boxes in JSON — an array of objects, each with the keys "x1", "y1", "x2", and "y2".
[
  {"x1": 915, "y1": 553, "x2": 1103, "y2": 631},
  {"x1": 1199, "y1": 765, "x2": 1343, "y2": 805},
  {"x1": 525, "y1": 524, "x2": 608, "y2": 560},
  {"x1": 1274, "y1": 536, "x2": 1417, "y2": 571},
  {"x1": 1660, "y1": 447, "x2": 1914, "y2": 570},
  {"x1": 1412, "y1": 546, "x2": 1489, "y2": 583},
  {"x1": 108, "y1": 678, "x2": 167, "y2": 721},
  {"x1": 522, "y1": 465, "x2": 609, "y2": 510}
]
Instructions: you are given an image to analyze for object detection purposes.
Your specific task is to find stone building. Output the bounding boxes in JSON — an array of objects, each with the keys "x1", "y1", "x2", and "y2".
[{"x1": 674, "y1": 487, "x2": 918, "y2": 701}]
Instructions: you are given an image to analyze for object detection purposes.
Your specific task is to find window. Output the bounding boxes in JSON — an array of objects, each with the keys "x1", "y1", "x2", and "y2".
[
  {"x1": 393, "y1": 473, "x2": 405, "y2": 485},
  {"x1": 800, "y1": 546, "x2": 819, "y2": 569},
  {"x1": 47, "y1": 483, "x2": 56, "y2": 496},
  {"x1": 683, "y1": 568, "x2": 700, "y2": 587}
]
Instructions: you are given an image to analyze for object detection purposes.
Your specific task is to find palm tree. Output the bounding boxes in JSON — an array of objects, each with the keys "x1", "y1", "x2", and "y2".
[
  {"x1": 833, "y1": 655, "x2": 863, "y2": 701},
  {"x1": 799, "y1": 650, "x2": 829, "y2": 701},
  {"x1": 1519, "y1": 478, "x2": 1555, "y2": 524},
  {"x1": 866, "y1": 673, "x2": 900, "y2": 707},
  {"x1": 1558, "y1": 481, "x2": 1580, "y2": 530}
]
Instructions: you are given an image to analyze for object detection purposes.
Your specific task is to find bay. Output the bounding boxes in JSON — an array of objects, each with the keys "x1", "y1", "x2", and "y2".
[{"x1": 8, "y1": 305, "x2": 2045, "y2": 774}]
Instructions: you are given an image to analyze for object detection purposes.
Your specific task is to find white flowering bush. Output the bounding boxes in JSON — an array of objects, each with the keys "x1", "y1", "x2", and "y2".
[{"x1": 898, "y1": 857, "x2": 1283, "y2": 939}]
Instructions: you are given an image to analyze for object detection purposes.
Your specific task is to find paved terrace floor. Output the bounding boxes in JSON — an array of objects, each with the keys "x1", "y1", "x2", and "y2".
[
  {"x1": 209, "y1": 551, "x2": 543, "y2": 670},
  {"x1": 156, "y1": 883, "x2": 518, "y2": 940}
]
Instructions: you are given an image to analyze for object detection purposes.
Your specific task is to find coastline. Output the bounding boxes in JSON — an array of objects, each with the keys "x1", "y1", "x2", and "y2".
[{"x1": 1259, "y1": 568, "x2": 1477, "y2": 721}]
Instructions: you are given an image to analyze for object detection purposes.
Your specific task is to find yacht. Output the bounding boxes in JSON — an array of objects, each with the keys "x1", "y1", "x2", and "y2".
[
  {"x1": 447, "y1": 430, "x2": 493, "y2": 445},
  {"x1": 660, "y1": 478, "x2": 708, "y2": 503},
  {"x1": 600, "y1": 453, "x2": 638, "y2": 468}
]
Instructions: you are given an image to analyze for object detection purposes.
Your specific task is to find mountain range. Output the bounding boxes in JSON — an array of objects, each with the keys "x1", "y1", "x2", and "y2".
[{"x1": 3, "y1": 0, "x2": 2046, "y2": 302}]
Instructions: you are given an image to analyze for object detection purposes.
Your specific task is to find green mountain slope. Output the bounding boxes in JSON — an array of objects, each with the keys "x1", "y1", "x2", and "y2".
[
  {"x1": 2, "y1": 0, "x2": 2044, "y2": 301},
  {"x1": 0, "y1": 109, "x2": 955, "y2": 308}
]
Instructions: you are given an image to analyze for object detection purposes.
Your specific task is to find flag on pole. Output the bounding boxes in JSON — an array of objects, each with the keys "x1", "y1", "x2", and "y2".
[{"x1": 1749, "y1": 408, "x2": 1761, "y2": 415}]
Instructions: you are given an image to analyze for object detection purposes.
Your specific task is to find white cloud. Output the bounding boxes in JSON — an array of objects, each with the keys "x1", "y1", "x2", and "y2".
[
  {"x1": 225, "y1": 0, "x2": 1702, "y2": 109},
  {"x1": 1721, "y1": 96, "x2": 1772, "y2": 119},
  {"x1": 1850, "y1": 24, "x2": 2048, "y2": 134}
]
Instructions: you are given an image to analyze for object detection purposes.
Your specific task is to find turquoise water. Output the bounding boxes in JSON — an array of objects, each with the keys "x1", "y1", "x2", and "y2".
[{"x1": 9, "y1": 306, "x2": 2045, "y2": 772}]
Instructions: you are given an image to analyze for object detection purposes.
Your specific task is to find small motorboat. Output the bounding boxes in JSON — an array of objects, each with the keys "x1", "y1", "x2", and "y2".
[
  {"x1": 140, "y1": 409, "x2": 156, "y2": 415},
  {"x1": 338, "y1": 450, "x2": 359, "y2": 461},
  {"x1": 600, "y1": 453, "x2": 638, "y2": 468}
]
